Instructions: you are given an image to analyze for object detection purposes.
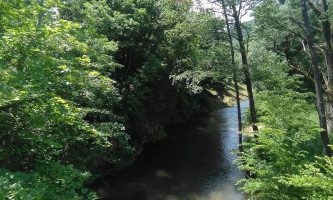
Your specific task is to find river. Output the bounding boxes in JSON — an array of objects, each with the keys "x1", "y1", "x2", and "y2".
[{"x1": 92, "y1": 101, "x2": 249, "y2": 200}]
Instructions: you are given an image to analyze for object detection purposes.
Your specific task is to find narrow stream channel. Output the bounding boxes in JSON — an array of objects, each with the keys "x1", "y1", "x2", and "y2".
[{"x1": 92, "y1": 101, "x2": 249, "y2": 200}]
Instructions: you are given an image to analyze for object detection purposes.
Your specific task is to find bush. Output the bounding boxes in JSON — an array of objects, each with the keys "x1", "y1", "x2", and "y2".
[
  {"x1": 236, "y1": 75, "x2": 333, "y2": 199},
  {"x1": 0, "y1": 162, "x2": 97, "y2": 200}
]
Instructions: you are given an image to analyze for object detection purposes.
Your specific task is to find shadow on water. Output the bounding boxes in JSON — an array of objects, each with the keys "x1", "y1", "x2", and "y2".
[{"x1": 91, "y1": 101, "x2": 249, "y2": 200}]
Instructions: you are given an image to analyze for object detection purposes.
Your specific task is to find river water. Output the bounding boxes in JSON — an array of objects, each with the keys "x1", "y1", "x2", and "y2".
[{"x1": 93, "y1": 101, "x2": 249, "y2": 200}]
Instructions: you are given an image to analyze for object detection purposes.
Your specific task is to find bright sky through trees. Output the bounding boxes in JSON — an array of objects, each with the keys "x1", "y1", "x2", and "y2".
[{"x1": 192, "y1": 0, "x2": 254, "y2": 22}]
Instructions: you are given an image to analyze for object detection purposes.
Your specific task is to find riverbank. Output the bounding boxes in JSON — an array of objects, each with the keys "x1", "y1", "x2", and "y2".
[{"x1": 205, "y1": 81, "x2": 248, "y2": 108}]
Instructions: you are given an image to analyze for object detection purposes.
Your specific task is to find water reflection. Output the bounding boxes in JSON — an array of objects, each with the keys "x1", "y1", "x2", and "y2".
[{"x1": 92, "y1": 101, "x2": 249, "y2": 200}]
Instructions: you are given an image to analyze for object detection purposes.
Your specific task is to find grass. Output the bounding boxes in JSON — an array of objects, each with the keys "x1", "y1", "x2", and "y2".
[
  {"x1": 308, "y1": 105, "x2": 333, "y2": 141},
  {"x1": 308, "y1": 110, "x2": 319, "y2": 124}
]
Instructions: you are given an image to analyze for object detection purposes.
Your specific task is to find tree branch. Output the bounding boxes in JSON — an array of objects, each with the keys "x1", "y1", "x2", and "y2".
[
  {"x1": 289, "y1": 16, "x2": 323, "y2": 33},
  {"x1": 241, "y1": 24, "x2": 250, "y2": 54},
  {"x1": 305, "y1": 0, "x2": 322, "y2": 17},
  {"x1": 288, "y1": 63, "x2": 328, "y2": 94}
]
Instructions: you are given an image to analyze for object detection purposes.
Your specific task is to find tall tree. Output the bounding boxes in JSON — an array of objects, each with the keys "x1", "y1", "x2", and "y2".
[
  {"x1": 304, "y1": 0, "x2": 333, "y2": 131},
  {"x1": 255, "y1": 0, "x2": 333, "y2": 132},
  {"x1": 230, "y1": 0, "x2": 258, "y2": 132},
  {"x1": 300, "y1": 0, "x2": 332, "y2": 157},
  {"x1": 318, "y1": 0, "x2": 333, "y2": 131},
  {"x1": 36, "y1": 0, "x2": 44, "y2": 28},
  {"x1": 221, "y1": 0, "x2": 243, "y2": 152}
]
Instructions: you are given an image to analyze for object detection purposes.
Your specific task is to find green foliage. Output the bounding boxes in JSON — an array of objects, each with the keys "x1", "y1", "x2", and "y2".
[
  {"x1": 248, "y1": 45, "x2": 291, "y2": 91},
  {"x1": 237, "y1": 57, "x2": 333, "y2": 198},
  {"x1": 1, "y1": 0, "x2": 231, "y2": 198},
  {"x1": 73, "y1": 0, "x2": 230, "y2": 142},
  {"x1": 0, "y1": 0, "x2": 133, "y2": 169},
  {"x1": 234, "y1": 0, "x2": 333, "y2": 198},
  {"x1": 253, "y1": 0, "x2": 326, "y2": 87},
  {"x1": 0, "y1": 163, "x2": 97, "y2": 200},
  {"x1": 0, "y1": 0, "x2": 134, "y2": 198},
  {"x1": 280, "y1": 156, "x2": 333, "y2": 199}
]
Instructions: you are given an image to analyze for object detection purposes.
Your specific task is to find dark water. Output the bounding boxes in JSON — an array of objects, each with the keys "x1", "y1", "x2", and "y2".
[{"x1": 93, "y1": 101, "x2": 249, "y2": 200}]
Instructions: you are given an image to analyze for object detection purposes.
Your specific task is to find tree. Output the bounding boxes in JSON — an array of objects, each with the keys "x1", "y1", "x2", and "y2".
[
  {"x1": 221, "y1": 0, "x2": 243, "y2": 151},
  {"x1": 255, "y1": 0, "x2": 333, "y2": 132},
  {"x1": 0, "y1": 0, "x2": 133, "y2": 198},
  {"x1": 315, "y1": 0, "x2": 333, "y2": 131},
  {"x1": 300, "y1": 0, "x2": 332, "y2": 157},
  {"x1": 230, "y1": 0, "x2": 258, "y2": 132}
]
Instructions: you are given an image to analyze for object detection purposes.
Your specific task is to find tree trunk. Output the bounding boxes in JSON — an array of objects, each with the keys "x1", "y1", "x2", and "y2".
[
  {"x1": 326, "y1": 95, "x2": 333, "y2": 132},
  {"x1": 36, "y1": 0, "x2": 44, "y2": 28},
  {"x1": 319, "y1": 0, "x2": 333, "y2": 132},
  {"x1": 230, "y1": 1, "x2": 258, "y2": 132},
  {"x1": 221, "y1": 0, "x2": 243, "y2": 152},
  {"x1": 301, "y1": 0, "x2": 332, "y2": 157},
  {"x1": 234, "y1": 76, "x2": 243, "y2": 152},
  {"x1": 320, "y1": 0, "x2": 333, "y2": 88}
]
